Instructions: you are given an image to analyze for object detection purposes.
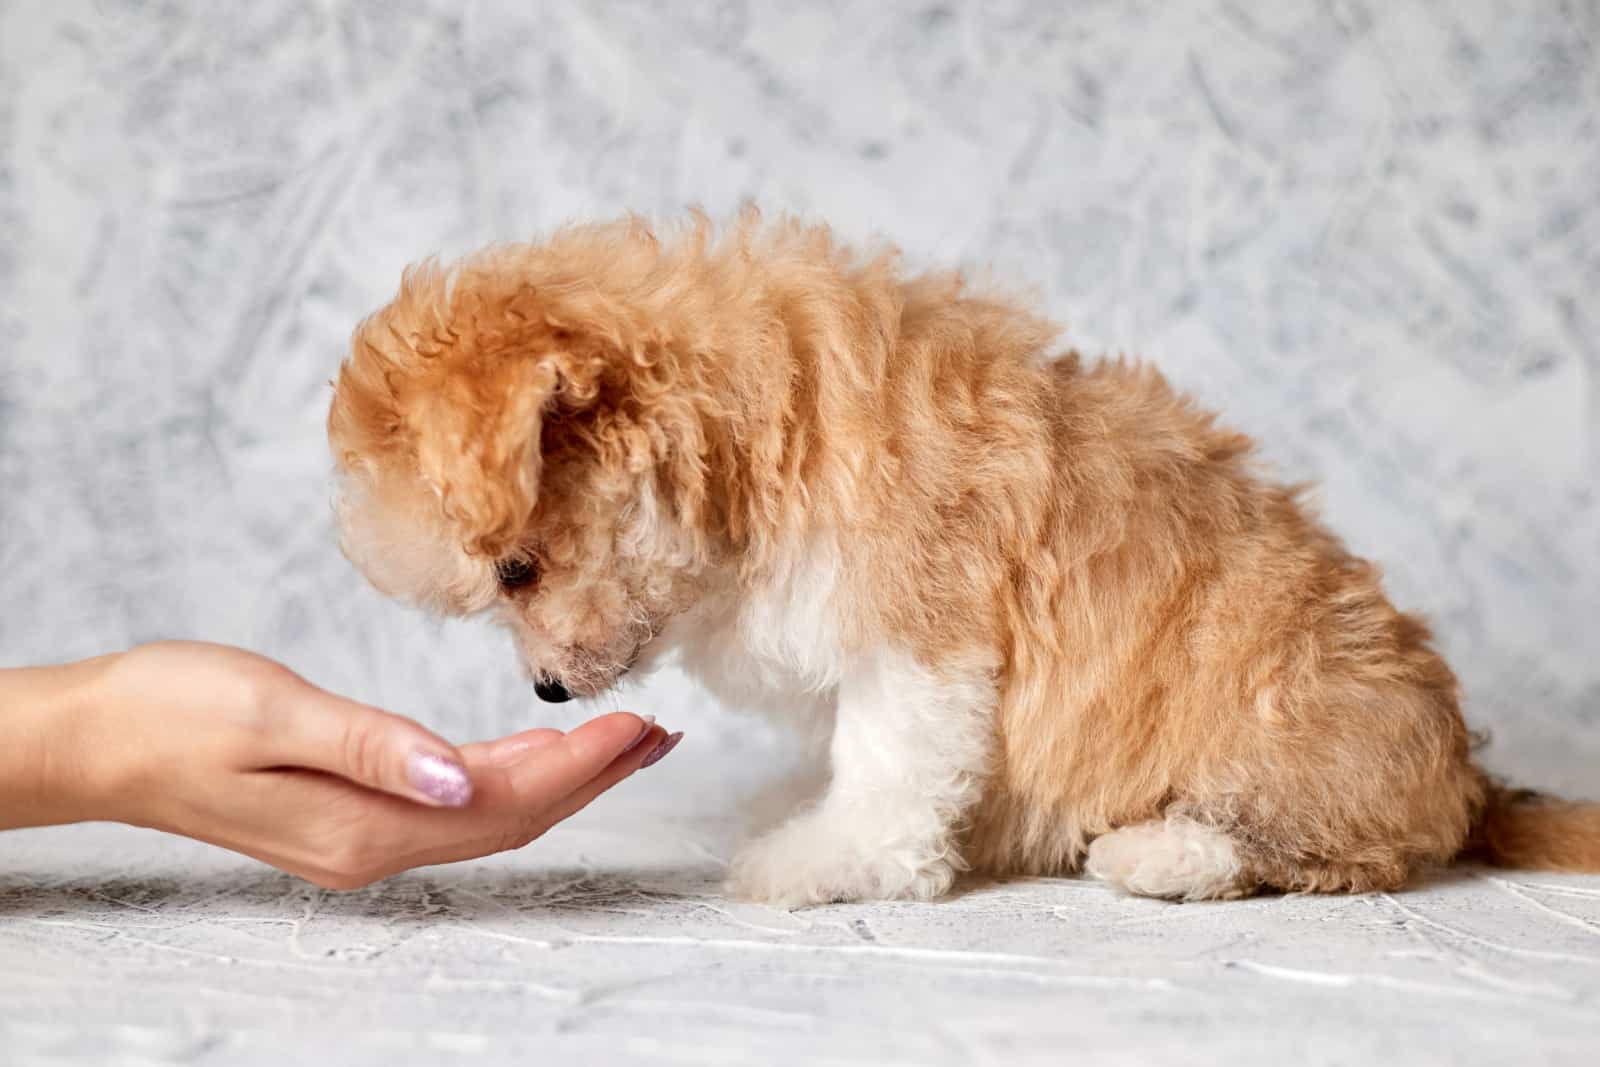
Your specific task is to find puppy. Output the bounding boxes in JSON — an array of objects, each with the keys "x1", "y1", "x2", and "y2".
[{"x1": 327, "y1": 210, "x2": 1599, "y2": 904}]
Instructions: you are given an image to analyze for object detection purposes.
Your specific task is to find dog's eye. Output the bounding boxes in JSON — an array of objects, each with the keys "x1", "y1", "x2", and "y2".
[{"x1": 494, "y1": 557, "x2": 539, "y2": 592}]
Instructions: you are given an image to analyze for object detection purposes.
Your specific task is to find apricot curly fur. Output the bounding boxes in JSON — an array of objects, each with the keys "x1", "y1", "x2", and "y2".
[{"x1": 328, "y1": 208, "x2": 1600, "y2": 897}]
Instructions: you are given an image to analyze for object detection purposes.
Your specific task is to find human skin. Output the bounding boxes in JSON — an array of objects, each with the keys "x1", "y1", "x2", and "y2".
[{"x1": 0, "y1": 640, "x2": 681, "y2": 889}]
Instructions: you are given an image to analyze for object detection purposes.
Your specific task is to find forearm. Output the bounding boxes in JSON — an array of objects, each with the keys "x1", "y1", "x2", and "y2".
[{"x1": 0, "y1": 655, "x2": 114, "y2": 830}]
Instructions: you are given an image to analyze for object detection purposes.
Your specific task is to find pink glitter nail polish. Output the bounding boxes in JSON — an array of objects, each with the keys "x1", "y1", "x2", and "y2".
[
  {"x1": 639, "y1": 731, "x2": 683, "y2": 769},
  {"x1": 407, "y1": 751, "x2": 473, "y2": 806}
]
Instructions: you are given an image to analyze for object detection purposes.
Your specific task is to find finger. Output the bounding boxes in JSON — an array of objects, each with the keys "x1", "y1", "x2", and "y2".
[
  {"x1": 433, "y1": 723, "x2": 677, "y2": 872},
  {"x1": 343, "y1": 718, "x2": 668, "y2": 876},
  {"x1": 406, "y1": 724, "x2": 678, "y2": 871},
  {"x1": 459, "y1": 728, "x2": 565, "y2": 770},
  {"x1": 543, "y1": 725, "x2": 681, "y2": 826},
  {"x1": 500, "y1": 712, "x2": 657, "y2": 805},
  {"x1": 261, "y1": 681, "x2": 473, "y2": 809}
]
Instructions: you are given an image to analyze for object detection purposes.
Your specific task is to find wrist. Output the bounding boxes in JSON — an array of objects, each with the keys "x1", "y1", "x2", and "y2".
[{"x1": 0, "y1": 653, "x2": 122, "y2": 829}]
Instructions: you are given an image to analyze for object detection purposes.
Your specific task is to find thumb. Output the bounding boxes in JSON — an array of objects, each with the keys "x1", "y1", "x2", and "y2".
[{"x1": 261, "y1": 681, "x2": 475, "y2": 808}]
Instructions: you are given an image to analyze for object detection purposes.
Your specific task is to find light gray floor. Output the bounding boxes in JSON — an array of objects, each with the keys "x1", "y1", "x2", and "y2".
[
  {"x1": 6, "y1": 819, "x2": 1600, "y2": 1066},
  {"x1": 3, "y1": 1, "x2": 1598, "y2": 1063}
]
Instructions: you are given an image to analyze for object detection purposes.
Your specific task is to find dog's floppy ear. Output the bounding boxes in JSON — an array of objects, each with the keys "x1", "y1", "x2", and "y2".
[
  {"x1": 337, "y1": 260, "x2": 622, "y2": 560},
  {"x1": 410, "y1": 351, "x2": 554, "y2": 559},
  {"x1": 403, "y1": 277, "x2": 614, "y2": 559}
]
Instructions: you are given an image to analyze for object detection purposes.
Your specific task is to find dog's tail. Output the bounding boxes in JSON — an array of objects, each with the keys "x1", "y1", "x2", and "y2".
[{"x1": 1469, "y1": 783, "x2": 1600, "y2": 873}]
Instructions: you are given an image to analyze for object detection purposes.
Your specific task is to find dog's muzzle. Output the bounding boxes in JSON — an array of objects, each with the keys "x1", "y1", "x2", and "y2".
[{"x1": 534, "y1": 676, "x2": 572, "y2": 703}]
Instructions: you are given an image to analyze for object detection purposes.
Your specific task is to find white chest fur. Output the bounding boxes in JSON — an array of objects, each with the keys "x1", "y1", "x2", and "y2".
[
  {"x1": 670, "y1": 533, "x2": 851, "y2": 716},
  {"x1": 652, "y1": 534, "x2": 1001, "y2": 906}
]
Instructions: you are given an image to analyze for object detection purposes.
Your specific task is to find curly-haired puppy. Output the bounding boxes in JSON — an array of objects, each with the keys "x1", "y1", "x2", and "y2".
[{"x1": 328, "y1": 210, "x2": 1600, "y2": 905}]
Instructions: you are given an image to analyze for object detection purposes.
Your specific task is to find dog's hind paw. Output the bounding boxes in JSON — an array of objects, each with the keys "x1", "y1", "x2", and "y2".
[{"x1": 1085, "y1": 817, "x2": 1253, "y2": 901}]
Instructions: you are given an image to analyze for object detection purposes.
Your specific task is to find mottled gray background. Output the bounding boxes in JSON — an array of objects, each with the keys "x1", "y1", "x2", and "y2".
[
  {"x1": 3, "y1": 0, "x2": 1594, "y2": 792},
  {"x1": 4, "y1": 3, "x2": 1600, "y2": 1064}
]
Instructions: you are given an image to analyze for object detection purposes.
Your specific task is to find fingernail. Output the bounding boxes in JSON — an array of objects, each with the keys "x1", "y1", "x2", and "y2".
[
  {"x1": 407, "y1": 751, "x2": 473, "y2": 807},
  {"x1": 622, "y1": 715, "x2": 657, "y2": 754},
  {"x1": 639, "y1": 731, "x2": 683, "y2": 769}
]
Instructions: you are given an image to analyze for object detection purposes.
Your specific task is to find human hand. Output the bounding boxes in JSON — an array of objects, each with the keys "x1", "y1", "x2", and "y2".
[{"x1": 1, "y1": 641, "x2": 680, "y2": 889}]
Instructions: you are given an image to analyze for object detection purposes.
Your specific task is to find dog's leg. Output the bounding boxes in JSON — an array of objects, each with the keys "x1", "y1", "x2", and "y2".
[{"x1": 726, "y1": 648, "x2": 994, "y2": 906}]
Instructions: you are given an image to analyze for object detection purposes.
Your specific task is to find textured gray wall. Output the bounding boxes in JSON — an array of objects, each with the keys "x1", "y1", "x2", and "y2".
[{"x1": 1, "y1": 0, "x2": 1596, "y2": 805}]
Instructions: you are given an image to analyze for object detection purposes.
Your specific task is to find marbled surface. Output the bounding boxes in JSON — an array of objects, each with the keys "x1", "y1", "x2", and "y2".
[
  {"x1": 7, "y1": 821, "x2": 1600, "y2": 1066},
  {"x1": 1, "y1": 1, "x2": 1597, "y2": 1063}
]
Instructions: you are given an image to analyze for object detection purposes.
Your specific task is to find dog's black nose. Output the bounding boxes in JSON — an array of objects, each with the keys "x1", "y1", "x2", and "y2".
[{"x1": 534, "y1": 677, "x2": 572, "y2": 703}]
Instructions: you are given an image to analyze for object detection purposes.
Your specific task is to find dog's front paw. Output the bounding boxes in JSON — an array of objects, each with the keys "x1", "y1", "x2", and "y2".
[{"x1": 725, "y1": 814, "x2": 956, "y2": 907}]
